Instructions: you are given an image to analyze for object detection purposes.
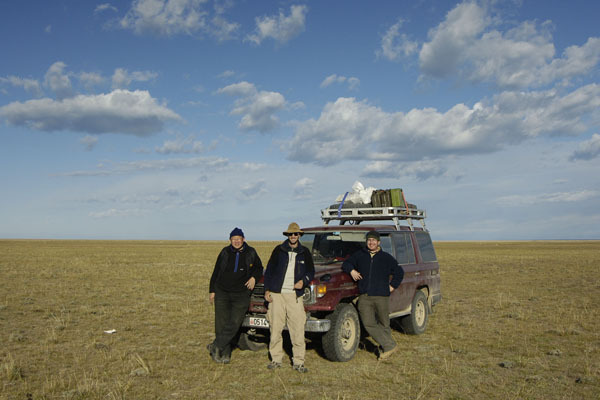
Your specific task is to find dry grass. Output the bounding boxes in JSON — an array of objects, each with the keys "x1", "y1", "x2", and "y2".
[{"x1": 1, "y1": 239, "x2": 599, "y2": 399}]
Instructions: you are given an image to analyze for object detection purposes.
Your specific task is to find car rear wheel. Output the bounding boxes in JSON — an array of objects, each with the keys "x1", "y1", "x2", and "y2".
[
  {"x1": 322, "y1": 303, "x2": 360, "y2": 362},
  {"x1": 237, "y1": 329, "x2": 268, "y2": 351},
  {"x1": 399, "y1": 290, "x2": 429, "y2": 335}
]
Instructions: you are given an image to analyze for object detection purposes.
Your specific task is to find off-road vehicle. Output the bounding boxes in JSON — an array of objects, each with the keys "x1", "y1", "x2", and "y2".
[{"x1": 240, "y1": 203, "x2": 441, "y2": 361}]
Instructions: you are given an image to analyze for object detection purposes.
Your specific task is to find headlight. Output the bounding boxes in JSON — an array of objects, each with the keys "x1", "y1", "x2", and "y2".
[{"x1": 315, "y1": 284, "x2": 327, "y2": 298}]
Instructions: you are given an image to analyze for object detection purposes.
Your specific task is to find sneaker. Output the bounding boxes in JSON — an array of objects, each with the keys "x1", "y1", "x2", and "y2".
[
  {"x1": 293, "y1": 364, "x2": 308, "y2": 373},
  {"x1": 378, "y1": 345, "x2": 398, "y2": 361},
  {"x1": 266, "y1": 361, "x2": 282, "y2": 370}
]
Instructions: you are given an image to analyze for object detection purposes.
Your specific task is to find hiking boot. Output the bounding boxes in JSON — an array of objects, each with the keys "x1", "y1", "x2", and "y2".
[
  {"x1": 293, "y1": 364, "x2": 308, "y2": 373},
  {"x1": 266, "y1": 361, "x2": 282, "y2": 370},
  {"x1": 378, "y1": 345, "x2": 398, "y2": 361},
  {"x1": 207, "y1": 343, "x2": 224, "y2": 363}
]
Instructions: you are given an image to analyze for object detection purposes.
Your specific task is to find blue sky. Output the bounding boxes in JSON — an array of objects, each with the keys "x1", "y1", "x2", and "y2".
[{"x1": 1, "y1": 0, "x2": 599, "y2": 240}]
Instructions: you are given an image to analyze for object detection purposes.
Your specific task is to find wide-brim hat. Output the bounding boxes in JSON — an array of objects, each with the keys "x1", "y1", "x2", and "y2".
[{"x1": 283, "y1": 222, "x2": 303, "y2": 236}]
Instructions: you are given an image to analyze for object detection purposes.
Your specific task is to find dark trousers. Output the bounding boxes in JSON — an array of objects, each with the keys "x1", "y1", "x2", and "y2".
[
  {"x1": 213, "y1": 287, "x2": 251, "y2": 356},
  {"x1": 357, "y1": 294, "x2": 396, "y2": 352}
]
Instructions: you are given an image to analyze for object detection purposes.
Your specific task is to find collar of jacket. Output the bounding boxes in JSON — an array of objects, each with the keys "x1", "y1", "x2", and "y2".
[
  {"x1": 229, "y1": 243, "x2": 246, "y2": 253},
  {"x1": 281, "y1": 239, "x2": 302, "y2": 253}
]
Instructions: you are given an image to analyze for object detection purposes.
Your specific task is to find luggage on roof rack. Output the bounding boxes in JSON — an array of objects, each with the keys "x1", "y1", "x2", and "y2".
[{"x1": 320, "y1": 205, "x2": 427, "y2": 231}]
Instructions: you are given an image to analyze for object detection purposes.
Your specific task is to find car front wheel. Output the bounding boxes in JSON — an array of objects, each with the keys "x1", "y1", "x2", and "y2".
[{"x1": 322, "y1": 303, "x2": 360, "y2": 362}]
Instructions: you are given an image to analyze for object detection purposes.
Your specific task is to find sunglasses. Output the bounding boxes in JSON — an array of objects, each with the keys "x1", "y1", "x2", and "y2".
[{"x1": 286, "y1": 233, "x2": 301, "y2": 237}]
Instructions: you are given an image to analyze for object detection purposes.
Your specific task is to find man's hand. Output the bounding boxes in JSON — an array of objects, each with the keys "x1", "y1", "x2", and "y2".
[
  {"x1": 209, "y1": 292, "x2": 215, "y2": 304},
  {"x1": 245, "y1": 277, "x2": 256, "y2": 290},
  {"x1": 264, "y1": 290, "x2": 272, "y2": 303},
  {"x1": 350, "y1": 270, "x2": 363, "y2": 281},
  {"x1": 294, "y1": 280, "x2": 303, "y2": 289},
  {"x1": 389, "y1": 285, "x2": 395, "y2": 293}
]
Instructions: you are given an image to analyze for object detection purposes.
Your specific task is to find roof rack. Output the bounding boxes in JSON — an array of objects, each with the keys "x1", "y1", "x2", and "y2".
[{"x1": 321, "y1": 206, "x2": 427, "y2": 231}]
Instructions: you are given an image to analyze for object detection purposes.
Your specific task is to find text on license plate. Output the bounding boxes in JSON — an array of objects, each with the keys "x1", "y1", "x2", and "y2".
[{"x1": 249, "y1": 317, "x2": 269, "y2": 327}]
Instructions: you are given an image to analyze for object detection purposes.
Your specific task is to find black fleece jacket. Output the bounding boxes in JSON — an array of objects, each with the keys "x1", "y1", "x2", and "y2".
[
  {"x1": 209, "y1": 243, "x2": 263, "y2": 293},
  {"x1": 342, "y1": 247, "x2": 403, "y2": 296}
]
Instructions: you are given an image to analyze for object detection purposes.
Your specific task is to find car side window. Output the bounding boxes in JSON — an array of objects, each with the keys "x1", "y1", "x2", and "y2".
[
  {"x1": 380, "y1": 235, "x2": 392, "y2": 254},
  {"x1": 415, "y1": 232, "x2": 437, "y2": 262},
  {"x1": 393, "y1": 232, "x2": 416, "y2": 264}
]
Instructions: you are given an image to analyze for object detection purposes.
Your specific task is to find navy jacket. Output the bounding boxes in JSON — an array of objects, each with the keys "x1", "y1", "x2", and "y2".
[
  {"x1": 264, "y1": 240, "x2": 315, "y2": 297},
  {"x1": 342, "y1": 247, "x2": 403, "y2": 296}
]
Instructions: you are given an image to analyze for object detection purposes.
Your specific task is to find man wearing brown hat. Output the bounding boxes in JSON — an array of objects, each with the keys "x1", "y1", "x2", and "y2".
[
  {"x1": 342, "y1": 230, "x2": 403, "y2": 360},
  {"x1": 263, "y1": 222, "x2": 315, "y2": 372}
]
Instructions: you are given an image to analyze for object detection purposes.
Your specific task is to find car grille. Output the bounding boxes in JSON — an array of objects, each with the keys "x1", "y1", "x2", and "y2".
[{"x1": 251, "y1": 283, "x2": 265, "y2": 301}]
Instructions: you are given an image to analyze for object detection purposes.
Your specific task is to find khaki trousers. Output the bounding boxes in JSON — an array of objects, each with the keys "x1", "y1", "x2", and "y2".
[{"x1": 266, "y1": 292, "x2": 306, "y2": 365}]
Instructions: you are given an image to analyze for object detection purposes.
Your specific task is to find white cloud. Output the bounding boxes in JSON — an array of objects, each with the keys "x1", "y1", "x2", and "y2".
[
  {"x1": 246, "y1": 4, "x2": 308, "y2": 45},
  {"x1": 79, "y1": 72, "x2": 105, "y2": 89},
  {"x1": 320, "y1": 74, "x2": 360, "y2": 90},
  {"x1": 95, "y1": 3, "x2": 118, "y2": 14},
  {"x1": 89, "y1": 208, "x2": 148, "y2": 218},
  {"x1": 570, "y1": 133, "x2": 600, "y2": 161},
  {"x1": 118, "y1": 0, "x2": 239, "y2": 41},
  {"x1": 80, "y1": 135, "x2": 99, "y2": 151},
  {"x1": 286, "y1": 84, "x2": 600, "y2": 165},
  {"x1": 240, "y1": 180, "x2": 267, "y2": 200},
  {"x1": 210, "y1": 15, "x2": 239, "y2": 41},
  {"x1": 155, "y1": 134, "x2": 205, "y2": 154},
  {"x1": 217, "y1": 70, "x2": 235, "y2": 79},
  {"x1": 217, "y1": 81, "x2": 286, "y2": 133},
  {"x1": 377, "y1": 19, "x2": 419, "y2": 61},
  {"x1": 59, "y1": 156, "x2": 228, "y2": 177},
  {"x1": 241, "y1": 162, "x2": 266, "y2": 171},
  {"x1": 112, "y1": 68, "x2": 158, "y2": 89},
  {"x1": 362, "y1": 160, "x2": 447, "y2": 181},
  {"x1": 496, "y1": 190, "x2": 600, "y2": 206},
  {"x1": 293, "y1": 177, "x2": 315, "y2": 198},
  {"x1": 44, "y1": 61, "x2": 74, "y2": 100},
  {"x1": 217, "y1": 81, "x2": 256, "y2": 97},
  {"x1": 0, "y1": 76, "x2": 42, "y2": 97},
  {"x1": 120, "y1": 0, "x2": 209, "y2": 36},
  {"x1": 0, "y1": 89, "x2": 182, "y2": 135},
  {"x1": 417, "y1": 1, "x2": 600, "y2": 88}
]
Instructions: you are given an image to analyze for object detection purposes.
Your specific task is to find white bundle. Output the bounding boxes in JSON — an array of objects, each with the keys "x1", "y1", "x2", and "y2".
[{"x1": 335, "y1": 181, "x2": 376, "y2": 205}]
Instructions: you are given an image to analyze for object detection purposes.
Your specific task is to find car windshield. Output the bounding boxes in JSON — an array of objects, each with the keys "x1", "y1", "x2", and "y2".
[{"x1": 300, "y1": 232, "x2": 366, "y2": 263}]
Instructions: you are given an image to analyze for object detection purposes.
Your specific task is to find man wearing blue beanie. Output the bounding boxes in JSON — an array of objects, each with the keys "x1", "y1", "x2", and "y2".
[{"x1": 208, "y1": 227, "x2": 263, "y2": 363}]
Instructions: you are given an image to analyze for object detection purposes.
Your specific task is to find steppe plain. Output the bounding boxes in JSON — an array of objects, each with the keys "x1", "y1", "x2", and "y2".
[{"x1": 1, "y1": 239, "x2": 599, "y2": 399}]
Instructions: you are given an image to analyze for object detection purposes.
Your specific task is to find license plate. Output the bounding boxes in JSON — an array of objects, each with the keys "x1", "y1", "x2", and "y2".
[{"x1": 249, "y1": 317, "x2": 269, "y2": 328}]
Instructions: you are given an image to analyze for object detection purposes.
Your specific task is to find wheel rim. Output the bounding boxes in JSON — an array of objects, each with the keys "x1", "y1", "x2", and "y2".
[
  {"x1": 415, "y1": 300, "x2": 426, "y2": 326},
  {"x1": 340, "y1": 318, "x2": 356, "y2": 351}
]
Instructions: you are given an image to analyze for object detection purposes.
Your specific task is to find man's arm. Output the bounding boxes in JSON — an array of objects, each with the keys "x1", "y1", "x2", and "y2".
[
  {"x1": 342, "y1": 251, "x2": 362, "y2": 281},
  {"x1": 209, "y1": 249, "x2": 225, "y2": 303},
  {"x1": 389, "y1": 256, "x2": 404, "y2": 289}
]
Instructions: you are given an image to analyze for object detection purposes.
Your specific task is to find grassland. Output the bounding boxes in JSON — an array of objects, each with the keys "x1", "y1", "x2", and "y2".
[{"x1": 1, "y1": 239, "x2": 599, "y2": 399}]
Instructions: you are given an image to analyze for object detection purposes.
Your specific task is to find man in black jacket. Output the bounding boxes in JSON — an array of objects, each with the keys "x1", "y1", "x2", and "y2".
[
  {"x1": 342, "y1": 231, "x2": 403, "y2": 360},
  {"x1": 264, "y1": 222, "x2": 315, "y2": 373},
  {"x1": 208, "y1": 227, "x2": 263, "y2": 363}
]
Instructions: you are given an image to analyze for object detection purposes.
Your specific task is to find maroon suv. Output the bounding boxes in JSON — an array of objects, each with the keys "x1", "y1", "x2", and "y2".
[{"x1": 240, "y1": 206, "x2": 442, "y2": 362}]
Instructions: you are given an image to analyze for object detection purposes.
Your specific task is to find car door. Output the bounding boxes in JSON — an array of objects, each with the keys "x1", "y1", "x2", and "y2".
[{"x1": 388, "y1": 231, "x2": 417, "y2": 315}]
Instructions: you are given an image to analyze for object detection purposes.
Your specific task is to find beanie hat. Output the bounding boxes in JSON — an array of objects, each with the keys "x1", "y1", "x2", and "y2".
[
  {"x1": 366, "y1": 231, "x2": 380, "y2": 241},
  {"x1": 230, "y1": 227, "x2": 245, "y2": 238}
]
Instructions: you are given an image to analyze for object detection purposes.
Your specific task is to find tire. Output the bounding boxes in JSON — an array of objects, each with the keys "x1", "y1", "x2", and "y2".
[
  {"x1": 237, "y1": 329, "x2": 268, "y2": 351},
  {"x1": 399, "y1": 290, "x2": 429, "y2": 335},
  {"x1": 322, "y1": 303, "x2": 360, "y2": 362}
]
